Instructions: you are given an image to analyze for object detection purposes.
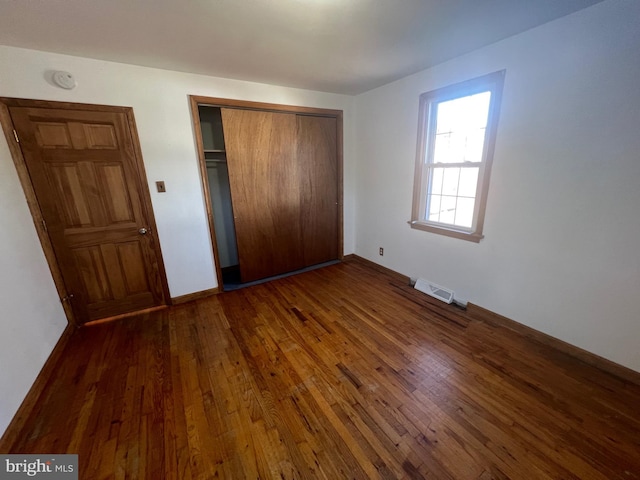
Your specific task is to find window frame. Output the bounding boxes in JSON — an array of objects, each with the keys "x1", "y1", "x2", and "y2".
[{"x1": 410, "y1": 70, "x2": 505, "y2": 242}]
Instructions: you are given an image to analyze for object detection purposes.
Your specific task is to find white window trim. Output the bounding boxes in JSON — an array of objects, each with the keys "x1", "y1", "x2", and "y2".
[{"x1": 410, "y1": 70, "x2": 505, "y2": 242}]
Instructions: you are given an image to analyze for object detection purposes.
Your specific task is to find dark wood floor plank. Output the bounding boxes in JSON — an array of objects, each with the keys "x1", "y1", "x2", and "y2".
[{"x1": 3, "y1": 260, "x2": 640, "y2": 479}]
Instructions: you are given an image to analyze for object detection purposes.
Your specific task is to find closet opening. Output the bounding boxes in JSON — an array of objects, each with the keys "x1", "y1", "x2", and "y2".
[
  {"x1": 197, "y1": 106, "x2": 241, "y2": 289},
  {"x1": 191, "y1": 96, "x2": 344, "y2": 293}
]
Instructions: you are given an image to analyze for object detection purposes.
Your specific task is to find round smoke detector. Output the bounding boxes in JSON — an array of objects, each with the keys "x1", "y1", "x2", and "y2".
[{"x1": 52, "y1": 71, "x2": 77, "y2": 90}]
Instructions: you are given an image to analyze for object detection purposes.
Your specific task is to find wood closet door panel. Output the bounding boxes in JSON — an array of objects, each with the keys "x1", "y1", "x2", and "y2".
[
  {"x1": 297, "y1": 115, "x2": 339, "y2": 266},
  {"x1": 221, "y1": 108, "x2": 304, "y2": 282}
]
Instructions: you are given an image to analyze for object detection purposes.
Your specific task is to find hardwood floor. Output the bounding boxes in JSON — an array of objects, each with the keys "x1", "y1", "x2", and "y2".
[{"x1": 3, "y1": 258, "x2": 640, "y2": 479}]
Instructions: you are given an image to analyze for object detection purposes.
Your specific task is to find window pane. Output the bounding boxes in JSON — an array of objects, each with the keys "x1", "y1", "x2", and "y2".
[
  {"x1": 432, "y1": 91, "x2": 491, "y2": 164},
  {"x1": 455, "y1": 197, "x2": 475, "y2": 228},
  {"x1": 433, "y1": 131, "x2": 458, "y2": 164},
  {"x1": 442, "y1": 168, "x2": 460, "y2": 196},
  {"x1": 427, "y1": 194, "x2": 441, "y2": 221},
  {"x1": 439, "y1": 195, "x2": 457, "y2": 225},
  {"x1": 458, "y1": 167, "x2": 479, "y2": 198},
  {"x1": 463, "y1": 128, "x2": 486, "y2": 163},
  {"x1": 429, "y1": 168, "x2": 444, "y2": 195}
]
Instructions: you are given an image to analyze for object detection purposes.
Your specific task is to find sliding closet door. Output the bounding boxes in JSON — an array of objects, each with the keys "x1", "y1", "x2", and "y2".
[
  {"x1": 221, "y1": 108, "x2": 304, "y2": 282},
  {"x1": 297, "y1": 115, "x2": 339, "y2": 266}
]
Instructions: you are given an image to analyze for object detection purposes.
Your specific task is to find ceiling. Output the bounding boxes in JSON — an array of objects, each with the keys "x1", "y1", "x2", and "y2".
[{"x1": 0, "y1": 0, "x2": 604, "y2": 95}]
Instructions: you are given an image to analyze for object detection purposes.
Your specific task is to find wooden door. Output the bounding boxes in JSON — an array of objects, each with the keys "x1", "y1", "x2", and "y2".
[
  {"x1": 10, "y1": 105, "x2": 167, "y2": 323},
  {"x1": 221, "y1": 108, "x2": 304, "y2": 282},
  {"x1": 297, "y1": 115, "x2": 338, "y2": 266},
  {"x1": 221, "y1": 108, "x2": 339, "y2": 283}
]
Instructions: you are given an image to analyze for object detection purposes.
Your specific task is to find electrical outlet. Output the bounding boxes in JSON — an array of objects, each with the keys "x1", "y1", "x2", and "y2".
[
  {"x1": 156, "y1": 181, "x2": 166, "y2": 193},
  {"x1": 379, "y1": 247, "x2": 384, "y2": 256}
]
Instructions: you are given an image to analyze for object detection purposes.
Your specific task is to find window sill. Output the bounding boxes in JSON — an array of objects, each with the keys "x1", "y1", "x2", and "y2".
[{"x1": 408, "y1": 221, "x2": 484, "y2": 243}]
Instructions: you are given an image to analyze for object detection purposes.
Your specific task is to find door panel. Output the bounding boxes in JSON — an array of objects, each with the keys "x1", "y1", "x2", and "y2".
[
  {"x1": 221, "y1": 108, "x2": 304, "y2": 282},
  {"x1": 33, "y1": 122, "x2": 73, "y2": 148},
  {"x1": 10, "y1": 106, "x2": 166, "y2": 323},
  {"x1": 48, "y1": 163, "x2": 93, "y2": 227},
  {"x1": 73, "y1": 246, "x2": 112, "y2": 303},
  {"x1": 296, "y1": 115, "x2": 339, "y2": 266},
  {"x1": 95, "y1": 163, "x2": 136, "y2": 223},
  {"x1": 117, "y1": 241, "x2": 151, "y2": 294},
  {"x1": 83, "y1": 123, "x2": 118, "y2": 149}
]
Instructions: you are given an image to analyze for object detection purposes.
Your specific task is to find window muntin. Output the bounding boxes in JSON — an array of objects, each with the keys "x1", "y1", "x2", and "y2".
[{"x1": 411, "y1": 71, "x2": 505, "y2": 242}]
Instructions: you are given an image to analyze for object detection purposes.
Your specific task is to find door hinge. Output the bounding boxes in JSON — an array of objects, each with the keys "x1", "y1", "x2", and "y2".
[
  {"x1": 61, "y1": 293, "x2": 74, "y2": 303},
  {"x1": 13, "y1": 129, "x2": 19, "y2": 143}
]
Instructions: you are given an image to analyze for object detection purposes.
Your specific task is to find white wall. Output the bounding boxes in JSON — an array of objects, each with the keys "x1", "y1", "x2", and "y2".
[
  {"x1": 0, "y1": 46, "x2": 355, "y2": 436},
  {"x1": 354, "y1": 0, "x2": 640, "y2": 372},
  {"x1": 0, "y1": 135, "x2": 69, "y2": 436}
]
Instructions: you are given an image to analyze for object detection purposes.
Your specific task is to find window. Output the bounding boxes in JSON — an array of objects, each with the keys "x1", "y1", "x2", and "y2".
[{"x1": 410, "y1": 70, "x2": 505, "y2": 242}]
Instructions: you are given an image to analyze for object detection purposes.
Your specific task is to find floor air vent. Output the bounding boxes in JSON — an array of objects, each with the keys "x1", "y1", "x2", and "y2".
[{"x1": 414, "y1": 278, "x2": 454, "y2": 304}]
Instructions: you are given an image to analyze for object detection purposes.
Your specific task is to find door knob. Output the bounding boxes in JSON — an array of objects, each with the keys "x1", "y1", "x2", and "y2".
[{"x1": 138, "y1": 228, "x2": 148, "y2": 235}]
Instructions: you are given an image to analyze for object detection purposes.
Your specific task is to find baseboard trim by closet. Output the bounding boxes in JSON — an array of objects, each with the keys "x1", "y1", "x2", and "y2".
[
  {"x1": 0, "y1": 323, "x2": 75, "y2": 452},
  {"x1": 467, "y1": 303, "x2": 640, "y2": 387},
  {"x1": 172, "y1": 288, "x2": 219, "y2": 305},
  {"x1": 342, "y1": 254, "x2": 410, "y2": 284}
]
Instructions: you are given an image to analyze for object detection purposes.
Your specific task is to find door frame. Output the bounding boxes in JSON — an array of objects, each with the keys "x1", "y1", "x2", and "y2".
[
  {"x1": 188, "y1": 96, "x2": 344, "y2": 291},
  {"x1": 0, "y1": 98, "x2": 170, "y2": 326}
]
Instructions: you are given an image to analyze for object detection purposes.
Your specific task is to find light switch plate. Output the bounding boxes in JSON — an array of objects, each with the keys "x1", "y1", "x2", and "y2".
[{"x1": 156, "y1": 181, "x2": 166, "y2": 193}]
